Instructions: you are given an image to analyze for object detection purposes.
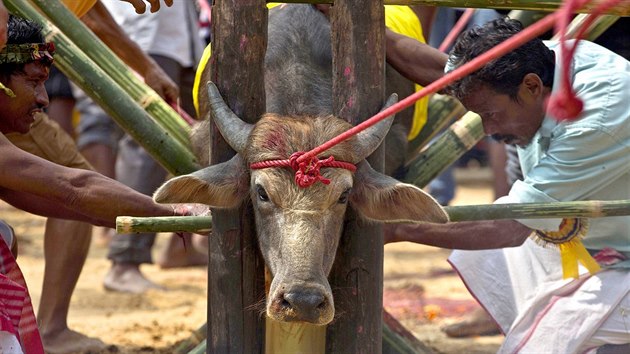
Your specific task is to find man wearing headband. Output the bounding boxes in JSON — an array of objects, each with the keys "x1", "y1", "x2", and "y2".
[{"x1": 0, "y1": 14, "x2": 207, "y2": 354}]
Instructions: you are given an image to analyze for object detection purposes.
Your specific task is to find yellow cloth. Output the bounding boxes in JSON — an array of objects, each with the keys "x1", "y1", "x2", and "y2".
[
  {"x1": 61, "y1": 0, "x2": 98, "y2": 18},
  {"x1": 193, "y1": 5, "x2": 429, "y2": 140}
]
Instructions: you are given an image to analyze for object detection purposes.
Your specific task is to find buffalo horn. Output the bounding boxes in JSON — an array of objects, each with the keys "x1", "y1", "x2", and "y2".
[
  {"x1": 352, "y1": 93, "x2": 398, "y2": 162},
  {"x1": 206, "y1": 81, "x2": 253, "y2": 153}
]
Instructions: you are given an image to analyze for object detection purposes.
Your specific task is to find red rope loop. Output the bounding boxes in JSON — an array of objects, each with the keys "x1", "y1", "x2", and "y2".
[{"x1": 250, "y1": 151, "x2": 356, "y2": 188}]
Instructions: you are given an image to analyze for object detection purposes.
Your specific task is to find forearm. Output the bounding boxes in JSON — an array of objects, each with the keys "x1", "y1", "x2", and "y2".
[
  {"x1": 81, "y1": 1, "x2": 160, "y2": 79},
  {"x1": 385, "y1": 29, "x2": 448, "y2": 86},
  {"x1": 385, "y1": 219, "x2": 532, "y2": 250},
  {"x1": 0, "y1": 188, "x2": 107, "y2": 226},
  {"x1": 63, "y1": 170, "x2": 176, "y2": 223}
]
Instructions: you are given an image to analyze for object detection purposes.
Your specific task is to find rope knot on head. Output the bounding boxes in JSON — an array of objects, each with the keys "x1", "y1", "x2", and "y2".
[{"x1": 289, "y1": 152, "x2": 333, "y2": 188}]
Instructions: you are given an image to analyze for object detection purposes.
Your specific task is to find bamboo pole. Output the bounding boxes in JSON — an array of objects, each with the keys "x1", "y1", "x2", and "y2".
[
  {"x1": 174, "y1": 323, "x2": 207, "y2": 354},
  {"x1": 5, "y1": 0, "x2": 199, "y2": 176},
  {"x1": 444, "y1": 200, "x2": 630, "y2": 222},
  {"x1": 28, "y1": 0, "x2": 192, "y2": 148},
  {"x1": 116, "y1": 199, "x2": 630, "y2": 233},
  {"x1": 404, "y1": 112, "x2": 484, "y2": 188},
  {"x1": 406, "y1": 94, "x2": 466, "y2": 160},
  {"x1": 116, "y1": 216, "x2": 211, "y2": 234},
  {"x1": 271, "y1": 0, "x2": 630, "y2": 16}
]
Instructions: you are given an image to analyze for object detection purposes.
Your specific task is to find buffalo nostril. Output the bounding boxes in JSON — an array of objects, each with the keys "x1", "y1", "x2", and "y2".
[{"x1": 282, "y1": 291, "x2": 327, "y2": 321}]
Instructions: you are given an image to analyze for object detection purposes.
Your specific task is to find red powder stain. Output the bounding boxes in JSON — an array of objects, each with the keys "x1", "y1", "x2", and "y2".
[
  {"x1": 357, "y1": 325, "x2": 364, "y2": 333},
  {"x1": 347, "y1": 96, "x2": 354, "y2": 108},
  {"x1": 383, "y1": 287, "x2": 481, "y2": 322},
  {"x1": 261, "y1": 128, "x2": 286, "y2": 154},
  {"x1": 240, "y1": 35, "x2": 248, "y2": 51},
  {"x1": 344, "y1": 67, "x2": 352, "y2": 77}
]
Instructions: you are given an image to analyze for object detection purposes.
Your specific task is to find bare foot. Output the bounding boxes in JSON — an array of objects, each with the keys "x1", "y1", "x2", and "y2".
[
  {"x1": 42, "y1": 328, "x2": 106, "y2": 354},
  {"x1": 156, "y1": 233, "x2": 208, "y2": 269},
  {"x1": 441, "y1": 308, "x2": 501, "y2": 338},
  {"x1": 103, "y1": 263, "x2": 166, "y2": 293}
]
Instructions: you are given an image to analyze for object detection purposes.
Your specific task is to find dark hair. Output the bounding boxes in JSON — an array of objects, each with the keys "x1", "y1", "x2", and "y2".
[
  {"x1": 0, "y1": 15, "x2": 46, "y2": 79},
  {"x1": 446, "y1": 17, "x2": 555, "y2": 101}
]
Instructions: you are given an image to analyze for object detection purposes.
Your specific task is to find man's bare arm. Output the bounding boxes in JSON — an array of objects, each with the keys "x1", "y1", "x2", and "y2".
[
  {"x1": 0, "y1": 136, "x2": 176, "y2": 226},
  {"x1": 385, "y1": 29, "x2": 448, "y2": 87},
  {"x1": 81, "y1": 1, "x2": 179, "y2": 104},
  {"x1": 385, "y1": 219, "x2": 532, "y2": 250}
]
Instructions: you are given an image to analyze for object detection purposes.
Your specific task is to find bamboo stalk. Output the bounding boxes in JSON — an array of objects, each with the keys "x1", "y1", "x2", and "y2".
[
  {"x1": 5, "y1": 0, "x2": 199, "y2": 176},
  {"x1": 187, "y1": 339, "x2": 206, "y2": 354},
  {"x1": 273, "y1": 0, "x2": 630, "y2": 16},
  {"x1": 553, "y1": 13, "x2": 620, "y2": 40},
  {"x1": 174, "y1": 323, "x2": 207, "y2": 354},
  {"x1": 116, "y1": 216, "x2": 212, "y2": 234},
  {"x1": 444, "y1": 200, "x2": 630, "y2": 222},
  {"x1": 115, "y1": 199, "x2": 630, "y2": 233},
  {"x1": 27, "y1": 0, "x2": 192, "y2": 148},
  {"x1": 406, "y1": 94, "x2": 466, "y2": 160},
  {"x1": 404, "y1": 112, "x2": 484, "y2": 188}
]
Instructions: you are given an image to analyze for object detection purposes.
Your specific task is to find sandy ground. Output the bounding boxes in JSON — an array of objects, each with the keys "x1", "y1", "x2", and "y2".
[{"x1": 2, "y1": 167, "x2": 503, "y2": 354}]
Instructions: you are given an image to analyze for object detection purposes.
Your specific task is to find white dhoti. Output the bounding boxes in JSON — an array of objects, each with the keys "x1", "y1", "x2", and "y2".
[{"x1": 449, "y1": 239, "x2": 630, "y2": 354}]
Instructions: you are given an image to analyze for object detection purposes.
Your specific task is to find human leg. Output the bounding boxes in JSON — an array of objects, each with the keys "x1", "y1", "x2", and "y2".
[
  {"x1": 104, "y1": 135, "x2": 167, "y2": 293},
  {"x1": 5, "y1": 114, "x2": 105, "y2": 353},
  {"x1": 74, "y1": 88, "x2": 124, "y2": 245},
  {"x1": 44, "y1": 66, "x2": 76, "y2": 138}
]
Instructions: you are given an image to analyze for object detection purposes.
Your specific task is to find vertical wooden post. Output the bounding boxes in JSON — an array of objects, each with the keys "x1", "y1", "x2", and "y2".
[
  {"x1": 200, "y1": 1, "x2": 267, "y2": 353},
  {"x1": 328, "y1": 1, "x2": 386, "y2": 353}
]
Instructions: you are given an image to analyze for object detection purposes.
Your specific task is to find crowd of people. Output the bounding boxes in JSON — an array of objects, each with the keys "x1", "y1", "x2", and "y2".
[{"x1": 0, "y1": 0, "x2": 628, "y2": 353}]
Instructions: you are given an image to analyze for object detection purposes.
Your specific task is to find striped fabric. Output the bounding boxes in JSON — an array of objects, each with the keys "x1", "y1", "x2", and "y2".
[{"x1": 0, "y1": 235, "x2": 43, "y2": 354}]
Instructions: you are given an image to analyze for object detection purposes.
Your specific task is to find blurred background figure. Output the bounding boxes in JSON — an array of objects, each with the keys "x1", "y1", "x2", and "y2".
[{"x1": 99, "y1": 0, "x2": 206, "y2": 294}]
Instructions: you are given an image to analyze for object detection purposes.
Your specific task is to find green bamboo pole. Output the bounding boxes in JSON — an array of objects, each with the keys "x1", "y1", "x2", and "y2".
[
  {"x1": 404, "y1": 111, "x2": 484, "y2": 188},
  {"x1": 175, "y1": 323, "x2": 207, "y2": 354},
  {"x1": 116, "y1": 199, "x2": 630, "y2": 233},
  {"x1": 406, "y1": 94, "x2": 466, "y2": 160},
  {"x1": 444, "y1": 200, "x2": 630, "y2": 222},
  {"x1": 28, "y1": 0, "x2": 192, "y2": 148},
  {"x1": 553, "y1": 13, "x2": 620, "y2": 40},
  {"x1": 273, "y1": 0, "x2": 630, "y2": 16},
  {"x1": 5, "y1": 0, "x2": 199, "y2": 176},
  {"x1": 116, "y1": 216, "x2": 212, "y2": 234},
  {"x1": 187, "y1": 339, "x2": 206, "y2": 354}
]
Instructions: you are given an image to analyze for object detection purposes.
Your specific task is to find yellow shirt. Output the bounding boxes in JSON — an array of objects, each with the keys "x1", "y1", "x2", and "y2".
[
  {"x1": 61, "y1": 0, "x2": 98, "y2": 18},
  {"x1": 194, "y1": 5, "x2": 428, "y2": 140}
]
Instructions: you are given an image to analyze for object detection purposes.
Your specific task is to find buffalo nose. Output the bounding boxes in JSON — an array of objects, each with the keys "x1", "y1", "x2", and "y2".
[{"x1": 281, "y1": 290, "x2": 327, "y2": 323}]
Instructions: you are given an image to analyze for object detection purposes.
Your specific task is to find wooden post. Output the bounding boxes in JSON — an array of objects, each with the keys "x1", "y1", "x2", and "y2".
[
  {"x1": 200, "y1": 1, "x2": 267, "y2": 352},
  {"x1": 328, "y1": 1, "x2": 385, "y2": 353}
]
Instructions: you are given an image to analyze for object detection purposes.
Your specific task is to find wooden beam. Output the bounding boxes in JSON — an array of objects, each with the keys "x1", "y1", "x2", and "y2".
[
  {"x1": 269, "y1": 0, "x2": 630, "y2": 16},
  {"x1": 328, "y1": 0, "x2": 385, "y2": 353},
  {"x1": 202, "y1": 1, "x2": 267, "y2": 352}
]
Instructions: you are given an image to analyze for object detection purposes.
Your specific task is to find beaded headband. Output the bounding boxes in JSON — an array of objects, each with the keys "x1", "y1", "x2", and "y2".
[{"x1": 0, "y1": 42, "x2": 55, "y2": 65}]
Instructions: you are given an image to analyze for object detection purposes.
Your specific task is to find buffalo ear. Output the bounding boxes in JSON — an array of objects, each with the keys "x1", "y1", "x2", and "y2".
[
  {"x1": 350, "y1": 161, "x2": 449, "y2": 223},
  {"x1": 153, "y1": 154, "x2": 249, "y2": 209}
]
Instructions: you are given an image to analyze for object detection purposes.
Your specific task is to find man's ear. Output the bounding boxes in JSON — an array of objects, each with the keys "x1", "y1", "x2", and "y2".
[{"x1": 522, "y1": 73, "x2": 543, "y2": 97}]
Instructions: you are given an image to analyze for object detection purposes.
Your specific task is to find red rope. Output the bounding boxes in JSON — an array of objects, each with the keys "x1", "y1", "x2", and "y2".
[
  {"x1": 547, "y1": 0, "x2": 625, "y2": 121},
  {"x1": 251, "y1": 152, "x2": 356, "y2": 188},
  {"x1": 438, "y1": 8, "x2": 476, "y2": 53},
  {"x1": 297, "y1": 11, "x2": 559, "y2": 165}
]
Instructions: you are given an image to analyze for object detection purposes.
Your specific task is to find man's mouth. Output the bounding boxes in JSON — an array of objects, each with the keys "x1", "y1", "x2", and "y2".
[{"x1": 491, "y1": 134, "x2": 517, "y2": 144}]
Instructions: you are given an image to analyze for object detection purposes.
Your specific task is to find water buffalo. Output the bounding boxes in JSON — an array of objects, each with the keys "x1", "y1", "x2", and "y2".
[{"x1": 154, "y1": 4, "x2": 448, "y2": 325}]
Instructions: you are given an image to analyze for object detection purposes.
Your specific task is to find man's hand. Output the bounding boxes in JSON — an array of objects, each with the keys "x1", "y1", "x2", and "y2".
[
  {"x1": 0, "y1": 0, "x2": 8, "y2": 50},
  {"x1": 144, "y1": 64, "x2": 179, "y2": 105},
  {"x1": 172, "y1": 203, "x2": 211, "y2": 217},
  {"x1": 120, "y1": 0, "x2": 173, "y2": 14}
]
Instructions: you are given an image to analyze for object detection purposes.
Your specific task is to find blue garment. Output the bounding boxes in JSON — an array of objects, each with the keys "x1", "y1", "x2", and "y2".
[{"x1": 508, "y1": 40, "x2": 630, "y2": 258}]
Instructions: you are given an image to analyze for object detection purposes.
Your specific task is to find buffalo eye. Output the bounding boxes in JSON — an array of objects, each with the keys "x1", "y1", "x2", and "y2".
[
  {"x1": 338, "y1": 188, "x2": 351, "y2": 204},
  {"x1": 256, "y1": 184, "x2": 269, "y2": 202}
]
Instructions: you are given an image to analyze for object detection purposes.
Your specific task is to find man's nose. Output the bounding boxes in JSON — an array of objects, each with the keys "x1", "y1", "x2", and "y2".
[
  {"x1": 482, "y1": 119, "x2": 498, "y2": 136},
  {"x1": 35, "y1": 84, "x2": 49, "y2": 108}
]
